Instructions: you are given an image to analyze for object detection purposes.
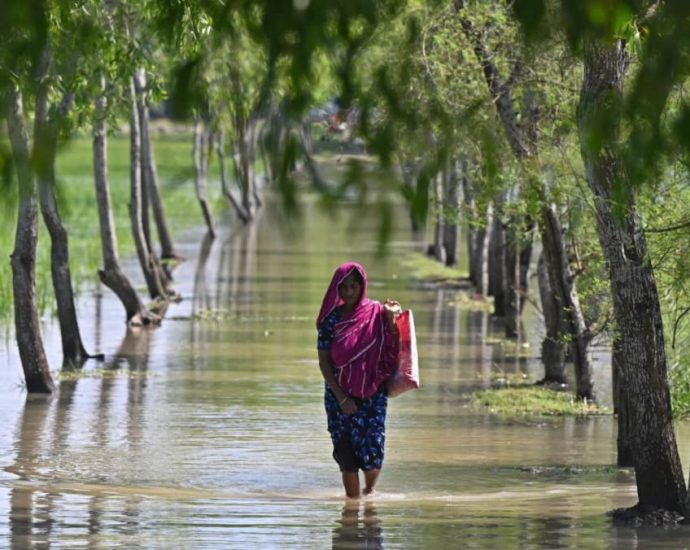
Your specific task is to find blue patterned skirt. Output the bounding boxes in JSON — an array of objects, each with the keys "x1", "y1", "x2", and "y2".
[{"x1": 324, "y1": 385, "x2": 388, "y2": 472}]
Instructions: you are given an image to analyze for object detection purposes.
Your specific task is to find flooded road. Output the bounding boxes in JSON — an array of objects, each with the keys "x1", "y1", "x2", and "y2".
[{"x1": 2, "y1": 198, "x2": 690, "y2": 548}]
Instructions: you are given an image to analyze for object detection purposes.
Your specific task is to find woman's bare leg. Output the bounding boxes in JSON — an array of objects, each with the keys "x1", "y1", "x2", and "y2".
[
  {"x1": 342, "y1": 472, "x2": 360, "y2": 498},
  {"x1": 363, "y1": 469, "x2": 380, "y2": 495}
]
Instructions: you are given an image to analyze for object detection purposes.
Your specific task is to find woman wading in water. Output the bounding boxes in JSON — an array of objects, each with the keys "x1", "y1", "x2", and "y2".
[{"x1": 316, "y1": 262, "x2": 401, "y2": 498}]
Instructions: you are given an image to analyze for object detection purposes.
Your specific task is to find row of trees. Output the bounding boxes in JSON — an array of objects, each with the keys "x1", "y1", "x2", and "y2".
[
  {"x1": 4, "y1": 0, "x2": 690, "y2": 520},
  {"x1": 365, "y1": 0, "x2": 690, "y2": 518}
]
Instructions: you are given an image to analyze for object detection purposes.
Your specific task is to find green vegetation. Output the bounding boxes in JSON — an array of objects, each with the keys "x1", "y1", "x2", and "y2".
[
  {"x1": 0, "y1": 132, "x2": 214, "y2": 321},
  {"x1": 471, "y1": 387, "x2": 610, "y2": 417},
  {"x1": 56, "y1": 367, "x2": 156, "y2": 381},
  {"x1": 399, "y1": 251, "x2": 466, "y2": 282}
]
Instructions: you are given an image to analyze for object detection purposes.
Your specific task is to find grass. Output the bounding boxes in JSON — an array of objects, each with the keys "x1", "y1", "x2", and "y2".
[
  {"x1": 398, "y1": 251, "x2": 495, "y2": 311},
  {"x1": 56, "y1": 366, "x2": 156, "y2": 381},
  {"x1": 399, "y1": 250, "x2": 467, "y2": 281},
  {"x1": 471, "y1": 386, "x2": 610, "y2": 417},
  {"x1": 0, "y1": 131, "x2": 221, "y2": 322}
]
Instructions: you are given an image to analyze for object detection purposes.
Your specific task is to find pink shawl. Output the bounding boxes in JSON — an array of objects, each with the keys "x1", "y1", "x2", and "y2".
[{"x1": 317, "y1": 262, "x2": 398, "y2": 398}]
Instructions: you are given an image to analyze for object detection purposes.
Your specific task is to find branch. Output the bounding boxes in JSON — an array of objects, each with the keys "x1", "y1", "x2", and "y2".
[
  {"x1": 452, "y1": 0, "x2": 531, "y2": 160},
  {"x1": 639, "y1": 1, "x2": 662, "y2": 25},
  {"x1": 672, "y1": 305, "x2": 690, "y2": 349},
  {"x1": 645, "y1": 218, "x2": 690, "y2": 234}
]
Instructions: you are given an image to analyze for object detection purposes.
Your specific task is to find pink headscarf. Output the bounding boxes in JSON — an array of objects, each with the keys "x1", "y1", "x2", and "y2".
[{"x1": 317, "y1": 262, "x2": 398, "y2": 398}]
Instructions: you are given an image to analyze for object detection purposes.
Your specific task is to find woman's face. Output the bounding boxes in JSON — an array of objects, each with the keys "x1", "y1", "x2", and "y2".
[{"x1": 338, "y1": 272, "x2": 362, "y2": 309}]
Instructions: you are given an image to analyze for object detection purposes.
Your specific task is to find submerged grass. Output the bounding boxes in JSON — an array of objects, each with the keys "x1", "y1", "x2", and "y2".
[
  {"x1": 471, "y1": 386, "x2": 610, "y2": 417},
  {"x1": 57, "y1": 367, "x2": 156, "y2": 381},
  {"x1": 399, "y1": 251, "x2": 467, "y2": 281},
  {"x1": 399, "y1": 251, "x2": 493, "y2": 311}
]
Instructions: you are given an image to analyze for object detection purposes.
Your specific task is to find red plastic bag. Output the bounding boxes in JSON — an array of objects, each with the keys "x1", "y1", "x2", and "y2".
[{"x1": 386, "y1": 310, "x2": 420, "y2": 397}]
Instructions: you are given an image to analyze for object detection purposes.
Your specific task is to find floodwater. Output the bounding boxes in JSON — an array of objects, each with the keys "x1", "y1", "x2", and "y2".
[{"x1": 2, "y1": 198, "x2": 690, "y2": 549}]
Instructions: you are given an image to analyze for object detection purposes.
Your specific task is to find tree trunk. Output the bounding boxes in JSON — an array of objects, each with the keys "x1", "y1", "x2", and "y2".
[
  {"x1": 129, "y1": 78, "x2": 168, "y2": 301},
  {"x1": 504, "y1": 217, "x2": 532, "y2": 339},
  {"x1": 232, "y1": 113, "x2": 259, "y2": 222},
  {"x1": 464, "y1": 166, "x2": 492, "y2": 297},
  {"x1": 489, "y1": 214, "x2": 506, "y2": 316},
  {"x1": 443, "y1": 159, "x2": 460, "y2": 266},
  {"x1": 6, "y1": 86, "x2": 55, "y2": 393},
  {"x1": 259, "y1": 106, "x2": 281, "y2": 185},
  {"x1": 432, "y1": 171, "x2": 446, "y2": 264},
  {"x1": 34, "y1": 85, "x2": 92, "y2": 367},
  {"x1": 94, "y1": 76, "x2": 158, "y2": 326},
  {"x1": 400, "y1": 157, "x2": 421, "y2": 235},
  {"x1": 538, "y1": 193, "x2": 594, "y2": 400},
  {"x1": 299, "y1": 123, "x2": 325, "y2": 189},
  {"x1": 612, "y1": 337, "x2": 634, "y2": 467},
  {"x1": 193, "y1": 117, "x2": 217, "y2": 235},
  {"x1": 536, "y1": 252, "x2": 567, "y2": 384},
  {"x1": 217, "y1": 129, "x2": 250, "y2": 223},
  {"x1": 134, "y1": 69, "x2": 179, "y2": 262},
  {"x1": 578, "y1": 37, "x2": 686, "y2": 513}
]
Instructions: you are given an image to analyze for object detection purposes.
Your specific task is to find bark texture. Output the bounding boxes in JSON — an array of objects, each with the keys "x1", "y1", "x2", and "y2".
[
  {"x1": 578, "y1": 37, "x2": 686, "y2": 512},
  {"x1": 432, "y1": 171, "x2": 446, "y2": 264},
  {"x1": 612, "y1": 338, "x2": 634, "y2": 467},
  {"x1": 134, "y1": 69, "x2": 179, "y2": 262},
  {"x1": 217, "y1": 128, "x2": 250, "y2": 224},
  {"x1": 193, "y1": 117, "x2": 218, "y2": 235},
  {"x1": 129, "y1": 78, "x2": 168, "y2": 301},
  {"x1": 34, "y1": 84, "x2": 91, "y2": 367},
  {"x1": 537, "y1": 253, "x2": 567, "y2": 383},
  {"x1": 443, "y1": 159, "x2": 460, "y2": 266},
  {"x1": 94, "y1": 76, "x2": 158, "y2": 325},
  {"x1": 538, "y1": 194, "x2": 593, "y2": 399},
  {"x1": 6, "y1": 86, "x2": 55, "y2": 393}
]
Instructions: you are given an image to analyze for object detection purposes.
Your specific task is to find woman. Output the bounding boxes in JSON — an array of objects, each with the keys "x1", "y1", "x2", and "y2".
[{"x1": 316, "y1": 262, "x2": 401, "y2": 498}]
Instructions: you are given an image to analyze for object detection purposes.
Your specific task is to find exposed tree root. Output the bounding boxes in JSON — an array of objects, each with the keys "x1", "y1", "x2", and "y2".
[{"x1": 609, "y1": 503, "x2": 684, "y2": 526}]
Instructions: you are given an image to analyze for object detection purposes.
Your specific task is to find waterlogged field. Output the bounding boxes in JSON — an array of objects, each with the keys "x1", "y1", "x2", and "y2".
[{"x1": 2, "y1": 198, "x2": 690, "y2": 547}]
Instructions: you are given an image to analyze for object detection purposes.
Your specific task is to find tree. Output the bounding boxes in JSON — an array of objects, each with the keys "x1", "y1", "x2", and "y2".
[
  {"x1": 6, "y1": 84, "x2": 55, "y2": 393},
  {"x1": 577, "y1": 32, "x2": 686, "y2": 516}
]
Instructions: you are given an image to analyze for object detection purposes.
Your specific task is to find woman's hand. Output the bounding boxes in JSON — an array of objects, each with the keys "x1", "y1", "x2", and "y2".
[
  {"x1": 383, "y1": 299, "x2": 402, "y2": 327},
  {"x1": 339, "y1": 396, "x2": 358, "y2": 415}
]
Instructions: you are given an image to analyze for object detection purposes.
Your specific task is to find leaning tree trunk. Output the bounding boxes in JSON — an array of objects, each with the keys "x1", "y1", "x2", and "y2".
[
  {"x1": 232, "y1": 114, "x2": 259, "y2": 222},
  {"x1": 537, "y1": 252, "x2": 567, "y2": 384},
  {"x1": 6, "y1": 86, "x2": 55, "y2": 393},
  {"x1": 578, "y1": 36, "x2": 686, "y2": 514},
  {"x1": 94, "y1": 76, "x2": 159, "y2": 326},
  {"x1": 217, "y1": 129, "x2": 250, "y2": 224},
  {"x1": 193, "y1": 117, "x2": 217, "y2": 236},
  {"x1": 299, "y1": 122, "x2": 326, "y2": 190},
  {"x1": 34, "y1": 86, "x2": 91, "y2": 367},
  {"x1": 134, "y1": 69, "x2": 179, "y2": 262},
  {"x1": 129, "y1": 78, "x2": 168, "y2": 301}
]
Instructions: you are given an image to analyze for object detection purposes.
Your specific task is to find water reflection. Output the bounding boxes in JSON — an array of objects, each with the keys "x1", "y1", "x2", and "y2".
[
  {"x1": 5, "y1": 325, "x2": 155, "y2": 547},
  {"x1": 332, "y1": 500, "x2": 383, "y2": 549},
  {"x1": 3, "y1": 199, "x2": 690, "y2": 547},
  {"x1": 8, "y1": 395, "x2": 53, "y2": 547}
]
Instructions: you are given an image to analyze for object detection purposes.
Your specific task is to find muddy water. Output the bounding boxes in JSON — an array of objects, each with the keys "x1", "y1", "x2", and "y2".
[{"x1": 2, "y1": 199, "x2": 690, "y2": 548}]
